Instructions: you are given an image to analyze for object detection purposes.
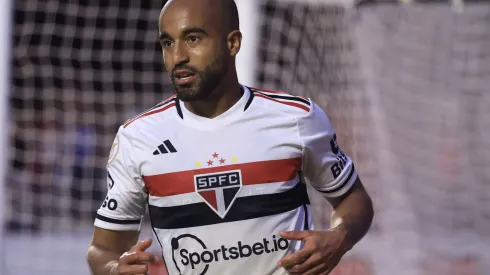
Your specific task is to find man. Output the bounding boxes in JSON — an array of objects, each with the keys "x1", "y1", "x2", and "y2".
[{"x1": 87, "y1": 0, "x2": 374, "y2": 274}]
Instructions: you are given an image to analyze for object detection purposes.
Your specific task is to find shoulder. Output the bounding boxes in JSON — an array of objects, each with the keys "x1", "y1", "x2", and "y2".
[
  {"x1": 122, "y1": 94, "x2": 180, "y2": 130},
  {"x1": 248, "y1": 87, "x2": 313, "y2": 116},
  {"x1": 248, "y1": 87, "x2": 333, "y2": 132}
]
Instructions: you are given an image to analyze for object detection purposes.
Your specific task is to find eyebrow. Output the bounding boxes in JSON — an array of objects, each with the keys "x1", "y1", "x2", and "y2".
[{"x1": 159, "y1": 27, "x2": 208, "y2": 40}]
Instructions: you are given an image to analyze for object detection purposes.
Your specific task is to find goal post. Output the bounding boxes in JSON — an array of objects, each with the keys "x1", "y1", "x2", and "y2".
[{"x1": 235, "y1": 0, "x2": 261, "y2": 88}]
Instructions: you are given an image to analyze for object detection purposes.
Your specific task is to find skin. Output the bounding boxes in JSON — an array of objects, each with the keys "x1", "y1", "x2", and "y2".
[
  {"x1": 159, "y1": 0, "x2": 243, "y2": 118},
  {"x1": 87, "y1": 1, "x2": 243, "y2": 274},
  {"x1": 278, "y1": 178, "x2": 374, "y2": 274},
  {"x1": 87, "y1": 1, "x2": 374, "y2": 274}
]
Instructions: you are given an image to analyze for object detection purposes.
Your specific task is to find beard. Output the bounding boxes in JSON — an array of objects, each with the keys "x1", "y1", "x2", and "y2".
[{"x1": 171, "y1": 53, "x2": 228, "y2": 102}]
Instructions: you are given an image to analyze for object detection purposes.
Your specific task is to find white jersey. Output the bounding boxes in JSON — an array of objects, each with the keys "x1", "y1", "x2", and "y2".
[{"x1": 94, "y1": 85, "x2": 357, "y2": 275}]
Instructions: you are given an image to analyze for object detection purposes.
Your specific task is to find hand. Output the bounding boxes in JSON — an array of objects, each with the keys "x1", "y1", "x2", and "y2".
[
  {"x1": 118, "y1": 238, "x2": 160, "y2": 275},
  {"x1": 277, "y1": 228, "x2": 349, "y2": 275}
]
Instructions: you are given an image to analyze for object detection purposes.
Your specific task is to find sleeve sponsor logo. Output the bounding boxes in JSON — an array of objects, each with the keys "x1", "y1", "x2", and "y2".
[{"x1": 329, "y1": 134, "x2": 348, "y2": 179}]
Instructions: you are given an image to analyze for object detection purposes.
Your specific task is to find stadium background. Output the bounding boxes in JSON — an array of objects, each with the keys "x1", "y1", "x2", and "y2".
[{"x1": 3, "y1": 0, "x2": 490, "y2": 274}]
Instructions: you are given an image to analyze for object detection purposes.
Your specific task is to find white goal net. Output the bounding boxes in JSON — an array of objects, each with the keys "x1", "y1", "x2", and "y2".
[
  {"x1": 4, "y1": 0, "x2": 490, "y2": 275},
  {"x1": 257, "y1": 1, "x2": 490, "y2": 274}
]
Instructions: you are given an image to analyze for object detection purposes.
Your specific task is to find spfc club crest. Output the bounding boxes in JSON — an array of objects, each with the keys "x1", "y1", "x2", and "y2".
[{"x1": 194, "y1": 170, "x2": 243, "y2": 218}]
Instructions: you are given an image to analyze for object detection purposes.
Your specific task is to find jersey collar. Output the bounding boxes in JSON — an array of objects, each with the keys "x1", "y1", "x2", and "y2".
[{"x1": 177, "y1": 84, "x2": 252, "y2": 130}]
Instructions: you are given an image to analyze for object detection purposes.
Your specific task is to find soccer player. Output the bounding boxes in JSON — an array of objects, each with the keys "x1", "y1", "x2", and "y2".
[{"x1": 87, "y1": 0, "x2": 374, "y2": 274}]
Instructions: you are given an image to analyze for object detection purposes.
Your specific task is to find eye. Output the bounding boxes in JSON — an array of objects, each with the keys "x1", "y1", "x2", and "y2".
[
  {"x1": 188, "y1": 36, "x2": 200, "y2": 43},
  {"x1": 161, "y1": 40, "x2": 172, "y2": 48}
]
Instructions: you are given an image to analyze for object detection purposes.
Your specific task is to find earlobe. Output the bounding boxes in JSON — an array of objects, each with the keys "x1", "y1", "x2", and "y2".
[{"x1": 227, "y1": 30, "x2": 242, "y2": 57}]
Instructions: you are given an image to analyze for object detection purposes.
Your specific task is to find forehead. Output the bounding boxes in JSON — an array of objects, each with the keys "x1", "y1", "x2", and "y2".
[{"x1": 159, "y1": 2, "x2": 222, "y2": 35}]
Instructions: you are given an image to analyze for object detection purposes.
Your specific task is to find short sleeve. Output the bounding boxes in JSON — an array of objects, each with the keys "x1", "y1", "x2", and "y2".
[
  {"x1": 298, "y1": 101, "x2": 358, "y2": 198},
  {"x1": 94, "y1": 126, "x2": 147, "y2": 231}
]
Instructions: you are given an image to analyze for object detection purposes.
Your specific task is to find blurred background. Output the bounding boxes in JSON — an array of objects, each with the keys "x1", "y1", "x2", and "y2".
[{"x1": 2, "y1": 0, "x2": 490, "y2": 274}]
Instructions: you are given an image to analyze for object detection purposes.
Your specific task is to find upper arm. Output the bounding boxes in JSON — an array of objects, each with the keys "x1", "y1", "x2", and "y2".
[
  {"x1": 298, "y1": 101, "x2": 358, "y2": 199},
  {"x1": 326, "y1": 176, "x2": 367, "y2": 209},
  {"x1": 94, "y1": 126, "x2": 147, "y2": 231},
  {"x1": 90, "y1": 227, "x2": 140, "y2": 255}
]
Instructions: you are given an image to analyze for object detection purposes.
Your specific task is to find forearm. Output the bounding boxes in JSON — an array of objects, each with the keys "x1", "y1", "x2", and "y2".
[
  {"x1": 87, "y1": 245, "x2": 121, "y2": 275},
  {"x1": 329, "y1": 183, "x2": 374, "y2": 252}
]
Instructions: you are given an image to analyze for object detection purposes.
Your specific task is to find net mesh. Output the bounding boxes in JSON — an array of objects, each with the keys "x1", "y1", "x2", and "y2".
[
  {"x1": 5, "y1": 0, "x2": 490, "y2": 274},
  {"x1": 257, "y1": 1, "x2": 490, "y2": 274},
  {"x1": 7, "y1": 1, "x2": 171, "y2": 273},
  {"x1": 9, "y1": 0, "x2": 171, "y2": 233},
  {"x1": 352, "y1": 5, "x2": 490, "y2": 274}
]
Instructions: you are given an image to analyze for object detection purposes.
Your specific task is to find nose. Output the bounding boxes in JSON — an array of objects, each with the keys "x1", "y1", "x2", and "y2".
[{"x1": 171, "y1": 42, "x2": 190, "y2": 67}]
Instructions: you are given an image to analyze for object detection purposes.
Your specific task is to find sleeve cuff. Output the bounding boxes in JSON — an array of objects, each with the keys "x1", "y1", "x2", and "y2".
[
  {"x1": 94, "y1": 213, "x2": 143, "y2": 231},
  {"x1": 315, "y1": 164, "x2": 357, "y2": 198}
]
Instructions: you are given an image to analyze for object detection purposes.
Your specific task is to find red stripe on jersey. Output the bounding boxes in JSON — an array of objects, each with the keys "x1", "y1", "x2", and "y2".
[
  {"x1": 255, "y1": 93, "x2": 310, "y2": 112},
  {"x1": 124, "y1": 102, "x2": 176, "y2": 128},
  {"x1": 157, "y1": 94, "x2": 177, "y2": 105},
  {"x1": 252, "y1": 87, "x2": 309, "y2": 101},
  {"x1": 252, "y1": 87, "x2": 287, "y2": 95},
  {"x1": 143, "y1": 158, "x2": 301, "y2": 197}
]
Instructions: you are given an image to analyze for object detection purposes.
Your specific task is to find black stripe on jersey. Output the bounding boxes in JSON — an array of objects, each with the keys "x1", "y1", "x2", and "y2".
[
  {"x1": 302, "y1": 204, "x2": 309, "y2": 231},
  {"x1": 253, "y1": 91, "x2": 311, "y2": 106},
  {"x1": 95, "y1": 214, "x2": 141, "y2": 225},
  {"x1": 154, "y1": 96, "x2": 177, "y2": 109},
  {"x1": 149, "y1": 182, "x2": 310, "y2": 229},
  {"x1": 174, "y1": 98, "x2": 184, "y2": 119},
  {"x1": 244, "y1": 88, "x2": 254, "y2": 111},
  {"x1": 317, "y1": 164, "x2": 356, "y2": 194}
]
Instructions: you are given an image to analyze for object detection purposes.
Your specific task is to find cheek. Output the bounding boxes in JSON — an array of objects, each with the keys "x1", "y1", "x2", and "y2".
[
  {"x1": 190, "y1": 41, "x2": 223, "y2": 67},
  {"x1": 162, "y1": 52, "x2": 171, "y2": 70}
]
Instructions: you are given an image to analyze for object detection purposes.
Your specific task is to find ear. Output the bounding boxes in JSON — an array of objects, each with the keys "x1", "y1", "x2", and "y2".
[{"x1": 227, "y1": 30, "x2": 242, "y2": 57}]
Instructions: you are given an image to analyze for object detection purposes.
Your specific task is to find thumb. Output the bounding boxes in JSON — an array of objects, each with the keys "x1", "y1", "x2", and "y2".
[
  {"x1": 131, "y1": 238, "x2": 153, "y2": 252},
  {"x1": 280, "y1": 230, "x2": 311, "y2": 241}
]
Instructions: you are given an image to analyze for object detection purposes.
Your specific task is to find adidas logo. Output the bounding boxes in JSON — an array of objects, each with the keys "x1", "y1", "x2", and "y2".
[{"x1": 153, "y1": 140, "x2": 177, "y2": 155}]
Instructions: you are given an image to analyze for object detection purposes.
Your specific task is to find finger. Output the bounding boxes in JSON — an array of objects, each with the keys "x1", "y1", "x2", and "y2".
[
  {"x1": 280, "y1": 230, "x2": 311, "y2": 241},
  {"x1": 288, "y1": 253, "x2": 324, "y2": 274},
  {"x1": 130, "y1": 238, "x2": 153, "y2": 252},
  {"x1": 119, "y1": 263, "x2": 149, "y2": 275},
  {"x1": 120, "y1": 251, "x2": 159, "y2": 265},
  {"x1": 277, "y1": 247, "x2": 314, "y2": 269}
]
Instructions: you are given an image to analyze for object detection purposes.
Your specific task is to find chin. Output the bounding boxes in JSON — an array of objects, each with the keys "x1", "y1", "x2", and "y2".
[
  {"x1": 175, "y1": 86, "x2": 205, "y2": 102},
  {"x1": 172, "y1": 75, "x2": 220, "y2": 102}
]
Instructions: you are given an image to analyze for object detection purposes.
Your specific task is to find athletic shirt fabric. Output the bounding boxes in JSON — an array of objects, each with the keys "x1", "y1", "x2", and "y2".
[{"x1": 94, "y1": 85, "x2": 358, "y2": 275}]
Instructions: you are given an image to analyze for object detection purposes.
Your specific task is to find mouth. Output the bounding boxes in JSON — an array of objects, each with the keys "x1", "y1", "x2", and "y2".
[{"x1": 173, "y1": 70, "x2": 197, "y2": 85}]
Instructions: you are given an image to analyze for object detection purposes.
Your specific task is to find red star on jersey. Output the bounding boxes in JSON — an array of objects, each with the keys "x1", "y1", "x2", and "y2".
[
  {"x1": 207, "y1": 160, "x2": 213, "y2": 166},
  {"x1": 212, "y1": 152, "x2": 219, "y2": 158},
  {"x1": 219, "y1": 158, "x2": 226, "y2": 164}
]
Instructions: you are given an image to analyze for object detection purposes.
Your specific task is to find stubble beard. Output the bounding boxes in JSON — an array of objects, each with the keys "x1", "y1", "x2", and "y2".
[{"x1": 172, "y1": 53, "x2": 228, "y2": 102}]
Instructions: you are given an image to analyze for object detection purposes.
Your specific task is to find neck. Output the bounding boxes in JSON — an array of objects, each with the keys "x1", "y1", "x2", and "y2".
[{"x1": 183, "y1": 72, "x2": 243, "y2": 118}]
